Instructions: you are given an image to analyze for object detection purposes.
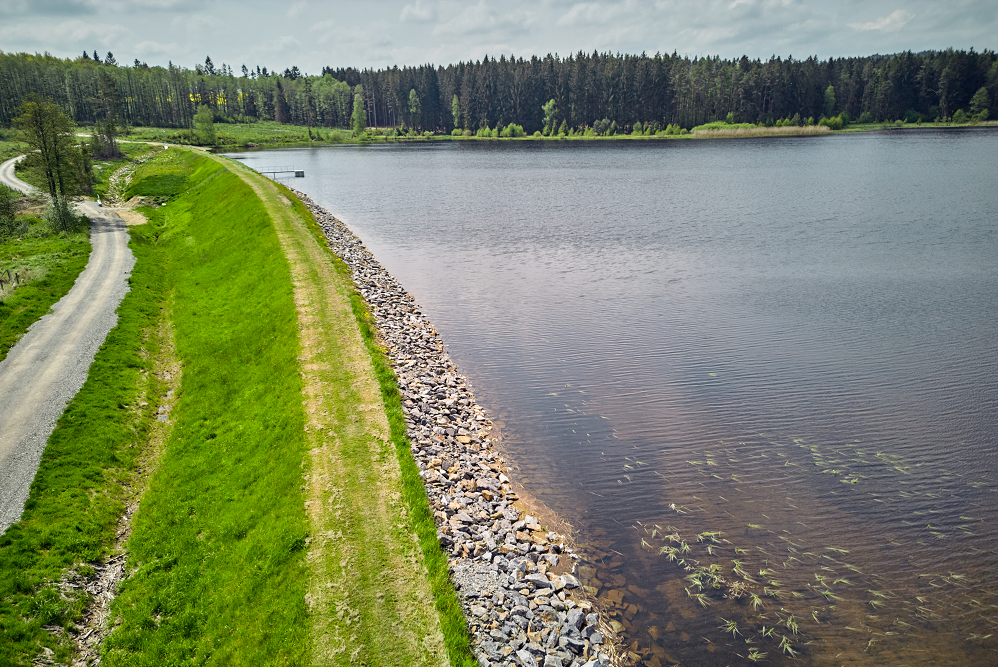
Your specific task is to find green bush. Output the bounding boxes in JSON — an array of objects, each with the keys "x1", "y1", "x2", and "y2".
[
  {"x1": 858, "y1": 111, "x2": 874, "y2": 124},
  {"x1": 451, "y1": 128, "x2": 463, "y2": 136},
  {"x1": 500, "y1": 123, "x2": 525, "y2": 137},
  {"x1": 952, "y1": 109, "x2": 968, "y2": 123},
  {"x1": 44, "y1": 195, "x2": 88, "y2": 233}
]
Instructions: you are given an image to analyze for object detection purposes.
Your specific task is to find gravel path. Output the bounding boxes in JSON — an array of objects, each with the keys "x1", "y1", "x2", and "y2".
[
  {"x1": 0, "y1": 155, "x2": 29, "y2": 193},
  {"x1": 0, "y1": 159, "x2": 136, "y2": 534}
]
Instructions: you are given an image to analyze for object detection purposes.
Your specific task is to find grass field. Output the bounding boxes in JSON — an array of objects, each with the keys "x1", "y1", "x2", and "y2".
[
  {"x1": 113, "y1": 122, "x2": 352, "y2": 148},
  {"x1": 0, "y1": 219, "x2": 92, "y2": 363}
]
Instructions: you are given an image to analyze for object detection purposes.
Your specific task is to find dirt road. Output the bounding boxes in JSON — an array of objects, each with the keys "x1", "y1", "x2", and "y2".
[{"x1": 0, "y1": 159, "x2": 136, "y2": 533}]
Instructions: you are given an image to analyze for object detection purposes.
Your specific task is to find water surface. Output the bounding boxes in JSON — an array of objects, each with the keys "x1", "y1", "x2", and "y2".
[{"x1": 231, "y1": 131, "x2": 998, "y2": 665}]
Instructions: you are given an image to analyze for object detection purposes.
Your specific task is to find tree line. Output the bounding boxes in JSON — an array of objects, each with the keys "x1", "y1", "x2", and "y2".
[{"x1": 1, "y1": 48, "x2": 995, "y2": 134}]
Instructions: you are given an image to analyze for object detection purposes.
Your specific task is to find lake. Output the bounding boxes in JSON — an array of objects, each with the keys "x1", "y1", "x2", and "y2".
[{"x1": 230, "y1": 130, "x2": 998, "y2": 665}]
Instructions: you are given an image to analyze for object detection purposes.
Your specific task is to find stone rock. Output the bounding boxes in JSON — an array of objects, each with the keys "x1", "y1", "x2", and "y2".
[
  {"x1": 515, "y1": 648, "x2": 536, "y2": 666},
  {"x1": 523, "y1": 573, "x2": 554, "y2": 589}
]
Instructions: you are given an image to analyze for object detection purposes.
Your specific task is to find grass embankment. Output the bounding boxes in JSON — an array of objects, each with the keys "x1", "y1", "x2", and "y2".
[
  {"x1": 104, "y1": 148, "x2": 469, "y2": 665},
  {"x1": 100, "y1": 150, "x2": 310, "y2": 665},
  {"x1": 216, "y1": 155, "x2": 472, "y2": 665},
  {"x1": 0, "y1": 198, "x2": 167, "y2": 665}
]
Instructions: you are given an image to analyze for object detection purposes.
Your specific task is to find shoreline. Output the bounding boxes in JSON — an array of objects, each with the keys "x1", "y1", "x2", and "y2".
[
  {"x1": 175, "y1": 119, "x2": 998, "y2": 153},
  {"x1": 293, "y1": 188, "x2": 621, "y2": 667}
]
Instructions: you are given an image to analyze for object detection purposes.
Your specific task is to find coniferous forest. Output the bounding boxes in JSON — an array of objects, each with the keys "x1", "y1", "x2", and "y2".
[{"x1": 1, "y1": 48, "x2": 995, "y2": 133}]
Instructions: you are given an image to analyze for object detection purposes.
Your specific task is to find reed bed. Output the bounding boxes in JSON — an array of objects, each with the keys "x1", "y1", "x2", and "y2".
[{"x1": 692, "y1": 125, "x2": 832, "y2": 138}]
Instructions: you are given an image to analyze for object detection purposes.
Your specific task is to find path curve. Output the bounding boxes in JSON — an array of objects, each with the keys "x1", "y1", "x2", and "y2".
[
  {"x1": 0, "y1": 155, "x2": 31, "y2": 194},
  {"x1": 0, "y1": 157, "x2": 136, "y2": 533}
]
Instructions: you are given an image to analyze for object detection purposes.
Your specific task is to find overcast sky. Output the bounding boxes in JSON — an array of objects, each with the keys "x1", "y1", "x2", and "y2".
[{"x1": 1, "y1": 0, "x2": 995, "y2": 73}]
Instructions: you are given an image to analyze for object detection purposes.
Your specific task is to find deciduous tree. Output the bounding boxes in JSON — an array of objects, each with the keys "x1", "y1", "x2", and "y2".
[
  {"x1": 351, "y1": 86, "x2": 366, "y2": 136},
  {"x1": 14, "y1": 95, "x2": 86, "y2": 197},
  {"x1": 194, "y1": 104, "x2": 216, "y2": 145}
]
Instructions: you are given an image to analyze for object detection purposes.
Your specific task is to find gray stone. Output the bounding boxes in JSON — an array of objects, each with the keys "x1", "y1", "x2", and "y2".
[
  {"x1": 543, "y1": 655, "x2": 564, "y2": 667},
  {"x1": 560, "y1": 574, "x2": 581, "y2": 590},
  {"x1": 566, "y1": 608, "x2": 585, "y2": 630},
  {"x1": 524, "y1": 573, "x2": 553, "y2": 589},
  {"x1": 515, "y1": 648, "x2": 536, "y2": 666}
]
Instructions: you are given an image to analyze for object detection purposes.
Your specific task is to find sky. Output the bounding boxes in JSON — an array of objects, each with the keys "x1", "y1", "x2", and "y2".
[{"x1": 1, "y1": 0, "x2": 995, "y2": 73}]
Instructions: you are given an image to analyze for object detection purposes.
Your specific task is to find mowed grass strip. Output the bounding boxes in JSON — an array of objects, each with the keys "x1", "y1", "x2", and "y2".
[
  {"x1": 102, "y1": 150, "x2": 310, "y2": 665},
  {"x1": 271, "y1": 181, "x2": 477, "y2": 667},
  {"x1": 218, "y1": 158, "x2": 473, "y2": 666},
  {"x1": 0, "y1": 204, "x2": 167, "y2": 665}
]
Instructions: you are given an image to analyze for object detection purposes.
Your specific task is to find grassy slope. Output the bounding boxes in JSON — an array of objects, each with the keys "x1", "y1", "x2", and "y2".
[
  {"x1": 102, "y1": 150, "x2": 309, "y2": 665},
  {"x1": 217, "y1": 155, "x2": 470, "y2": 665},
  {"x1": 0, "y1": 227, "x2": 91, "y2": 362},
  {"x1": 0, "y1": 208, "x2": 167, "y2": 666}
]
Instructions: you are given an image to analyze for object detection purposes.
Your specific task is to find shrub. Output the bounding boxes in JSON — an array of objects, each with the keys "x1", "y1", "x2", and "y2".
[
  {"x1": 463, "y1": 129, "x2": 473, "y2": 136},
  {"x1": 451, "y1": 128, "x2": 463, "y2": 136},
  {"x1": 952, "y1": 109, "x2": 968, "y2": 124},
  {"x1": 500, "y1": 123, "x2": 525, "y2": 137},
  {"x1": 44, "y1": 195, "x2": 87, "y2": 233},
  {"x1": 858, "y1": 111, "x2": 874, "y2": 124}
]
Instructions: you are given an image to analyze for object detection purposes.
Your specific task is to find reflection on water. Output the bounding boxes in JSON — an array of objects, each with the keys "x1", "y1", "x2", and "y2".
[{"x1": 229, "y1": 130, "x2": 998, "y2": 665}]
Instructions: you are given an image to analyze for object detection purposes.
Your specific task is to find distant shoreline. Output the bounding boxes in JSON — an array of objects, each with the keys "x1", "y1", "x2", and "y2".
[{"x1": 98, "y1": 119, "x2": 998, "y2": 154}]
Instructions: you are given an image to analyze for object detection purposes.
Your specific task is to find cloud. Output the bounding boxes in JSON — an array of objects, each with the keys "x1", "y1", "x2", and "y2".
[
  {"x1": 433, "y1": 0, "x2": 534, "y2": 37},
  {"x1": 0, "y1": 0, "x2": 93, "y2": 16},
  {"x1": 400, "y1": 0, "x2": 435, "y2": 22},
  {"x1": 0, "y1": 18, "x2": 130, "y2": 46},
  {"x1": 556, "y1": 2, "x2": 612, "y2": 27},
  {"x1": 287, "y1": 1, "x2": 307, "y2": 18},
  {"x1": 848, "y1": 9, "x2": 913, "y2": 33},
  {"x1": 134, "y1": 39, "x2": 180, "y2": 54}
]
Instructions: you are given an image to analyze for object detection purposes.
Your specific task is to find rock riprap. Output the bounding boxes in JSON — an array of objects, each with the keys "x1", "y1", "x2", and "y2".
[{"x1": 293, "y1": 190, "x2": 617, "y2": 667}]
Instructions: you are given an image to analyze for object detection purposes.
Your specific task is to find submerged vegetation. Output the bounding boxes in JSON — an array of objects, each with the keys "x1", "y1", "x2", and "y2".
[{"x1": 577, "y1": 433, "x2": 998, "y2": 665}]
